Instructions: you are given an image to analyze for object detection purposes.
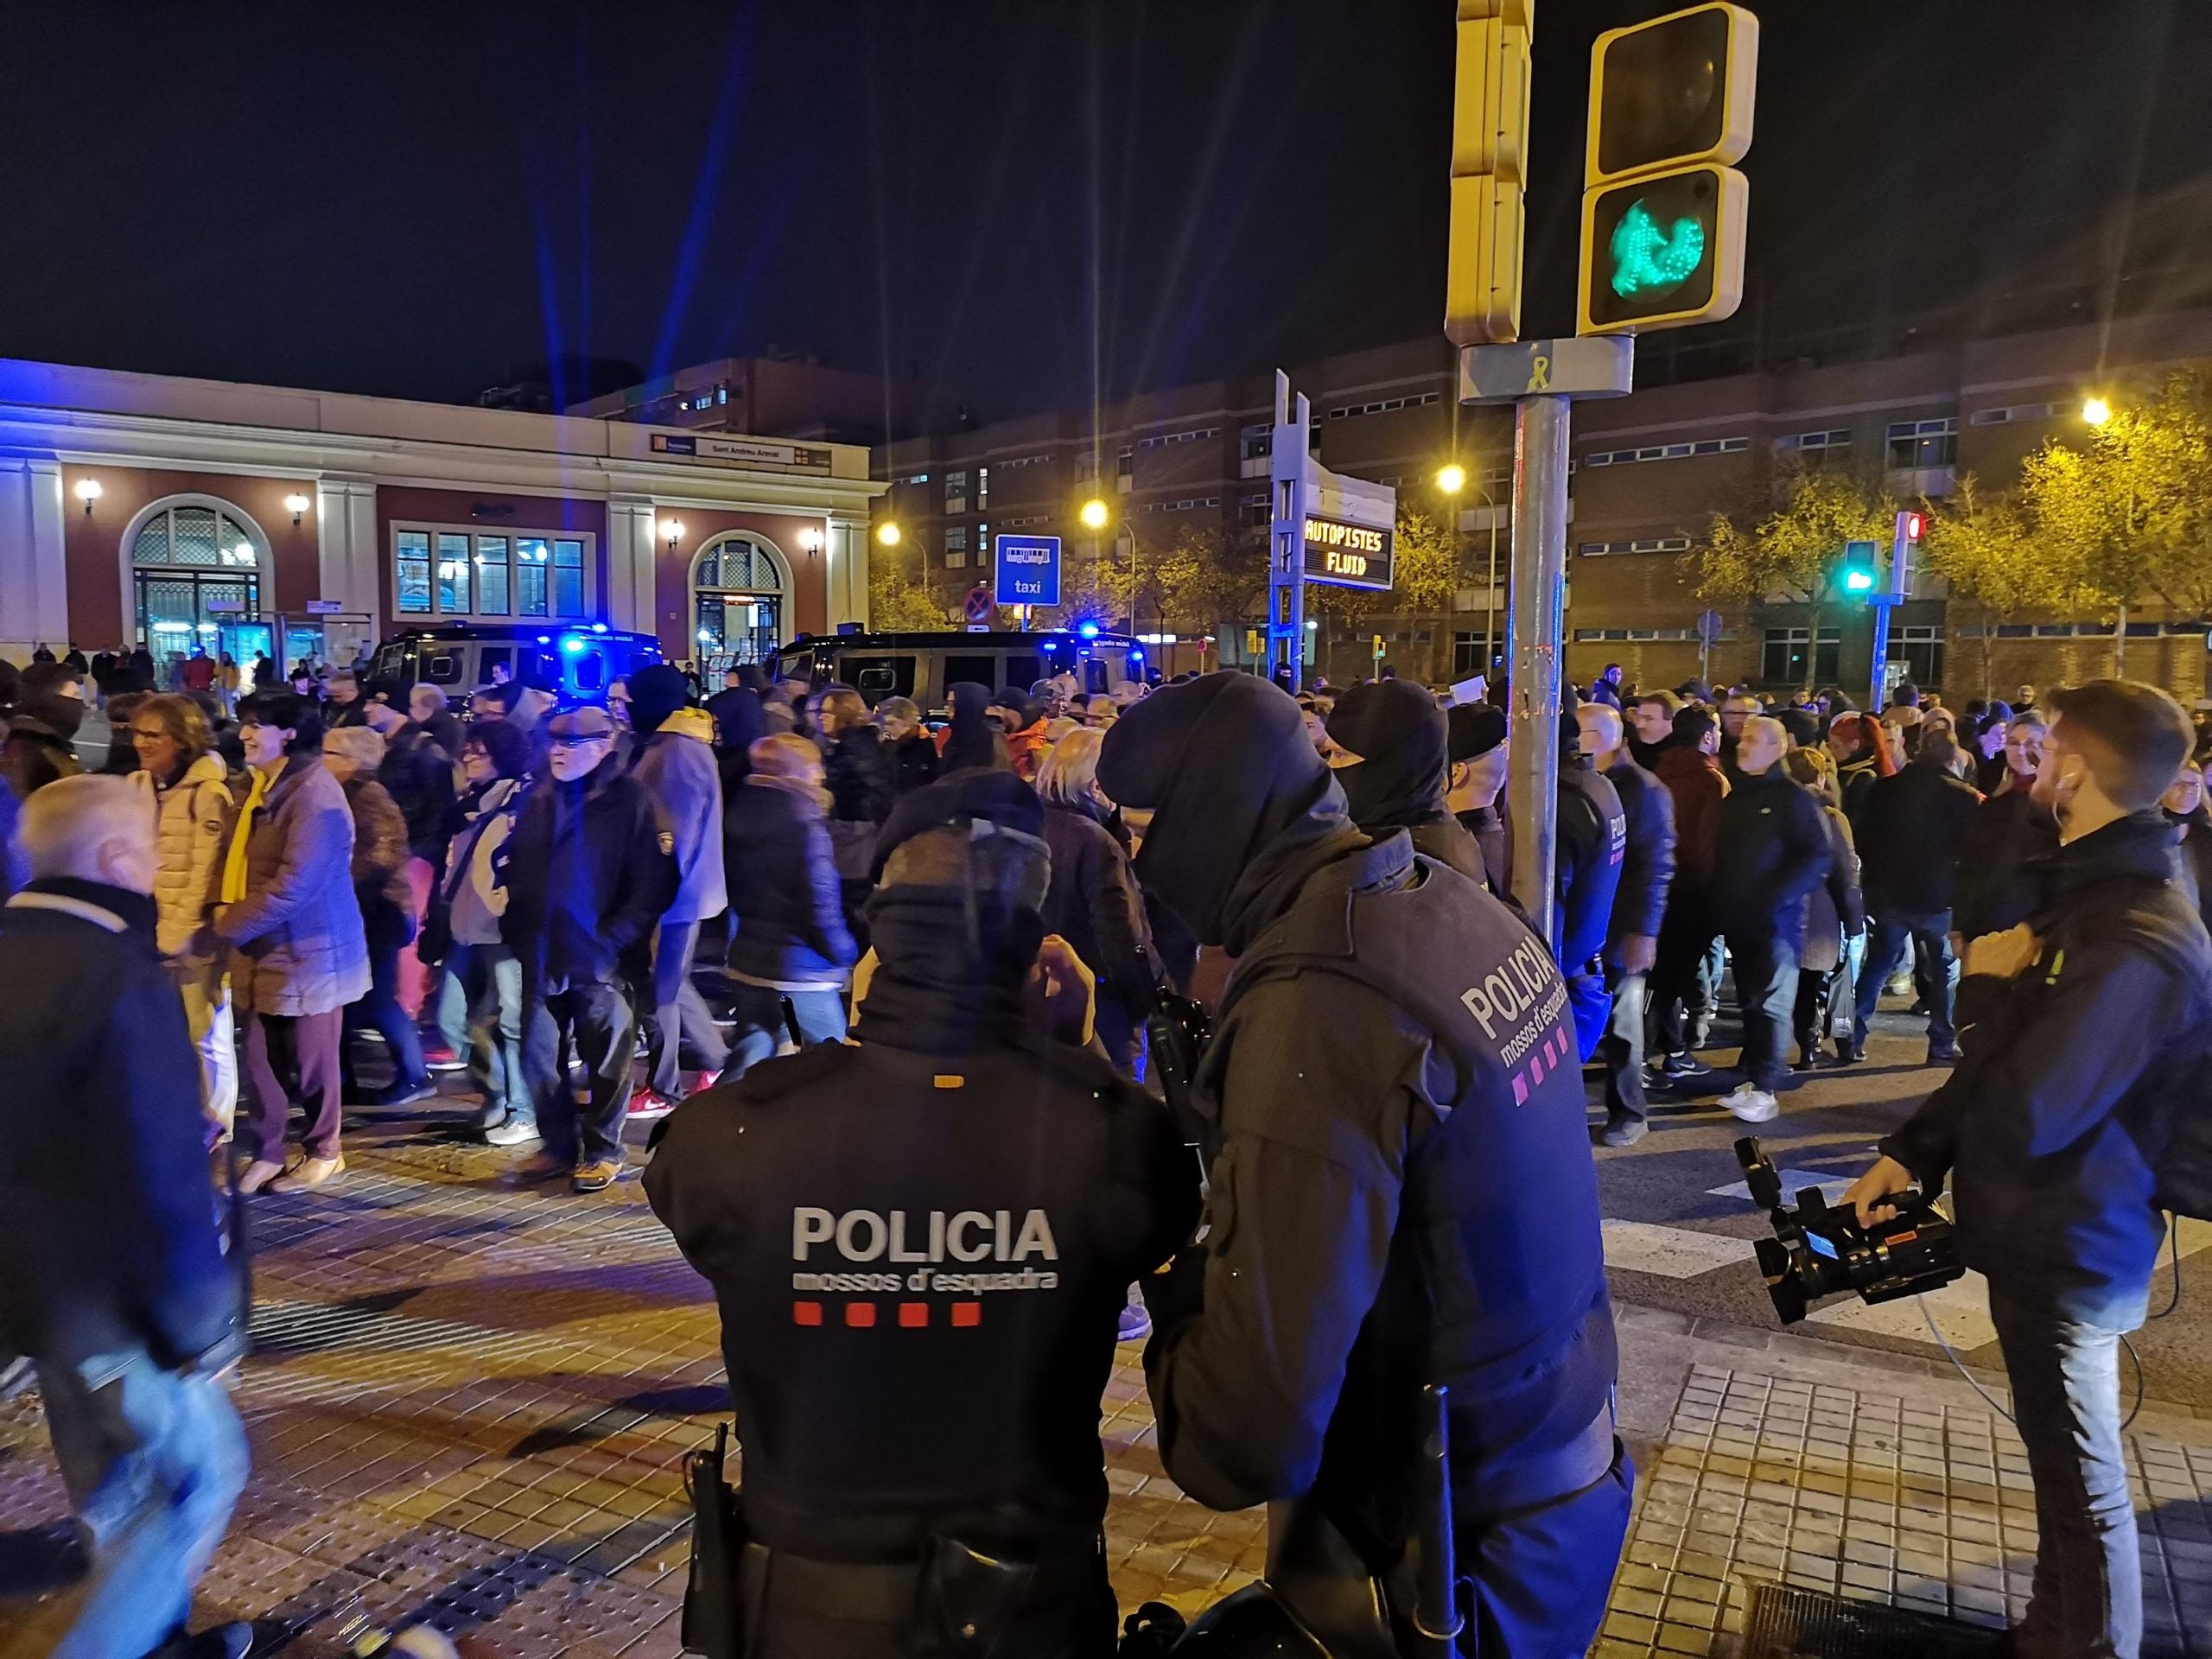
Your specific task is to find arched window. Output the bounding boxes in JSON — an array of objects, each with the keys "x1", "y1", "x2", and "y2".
[
  {"x1": 692, "y1": 534, "x2": 791, "y2": 673},
  {"x1": 126, "y1": 496, "x2": 268, "y2": 656}
]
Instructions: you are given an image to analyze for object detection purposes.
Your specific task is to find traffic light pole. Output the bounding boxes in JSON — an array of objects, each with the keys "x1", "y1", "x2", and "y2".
[
  {"x1": 1867, "y1": 598, "x2": 1893, "y2": 715},
  {"x1": 1507, "y1": 391, "x2": 1571, "y2": 942},
  {"x1": 1462, "y1": 337, "x2": 1634, "y2": 947}
]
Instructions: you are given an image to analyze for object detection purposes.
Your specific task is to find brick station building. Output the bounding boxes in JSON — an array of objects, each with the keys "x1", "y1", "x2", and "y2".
[{"x1": 0, "y1": 359, "x2": 882, "y2": 677}]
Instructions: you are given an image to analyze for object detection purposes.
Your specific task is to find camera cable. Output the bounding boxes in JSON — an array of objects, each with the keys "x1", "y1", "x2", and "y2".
[{"x1": 1912, "y1": 1208, "x2": 2175, "y2": 1434}]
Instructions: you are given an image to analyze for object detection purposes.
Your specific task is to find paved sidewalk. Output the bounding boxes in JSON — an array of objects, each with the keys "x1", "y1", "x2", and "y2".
[{"x1": 2, "y1": 1108, "x2": 2208, "y2": 1655}]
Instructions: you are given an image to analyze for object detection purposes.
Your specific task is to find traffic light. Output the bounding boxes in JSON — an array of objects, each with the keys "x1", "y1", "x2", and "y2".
[
  {"x1": 1840, "y1": 541, "x2": 1878, "y2": 595},
  {"x1": 1578, "y1": 3, "x2": 1758, "y2": 338},
  {"x1": 1891, "y1": 509, "x2": 1924, "y2": 600},
  {"x1": 1445, "y1": 1, "x2": 1533, "y2": 346}
]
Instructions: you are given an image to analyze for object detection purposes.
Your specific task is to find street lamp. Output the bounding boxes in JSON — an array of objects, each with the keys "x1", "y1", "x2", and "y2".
[
  {"x1": 1079, "y1": 498, "x2": 1109, "y2": 531},
  {"x1": 1435, "y1": 463, "x2": 1467, "y2": 496},
  {"x1": 284, "y1": 493, "x2": 311, "y2": 524},
  {"x1": 1440, "y1": 461, "x2": 1503, "y2": 678},
  {"x1": 875, "y1": 520, "x2": 901, "y2": 547},
  {"x1": 2082, "y1": 397, "x2": 2113, "y2": 427}
]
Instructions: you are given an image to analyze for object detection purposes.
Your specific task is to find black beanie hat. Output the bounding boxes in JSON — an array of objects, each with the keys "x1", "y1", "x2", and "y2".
[
  {"x1": 626, "y1": 664, "x2": 692, "y2": 735},
  {"x1": 1447, "y1": 702, "x2": 1507, "y2": 763}
]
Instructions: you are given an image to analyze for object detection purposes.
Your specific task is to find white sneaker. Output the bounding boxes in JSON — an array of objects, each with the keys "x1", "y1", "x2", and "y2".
[
  {"x1": 1723, "y1": 1084, "x2": 1779, "y2": 1123},
  {"x1": 485, "y1": 1117, "x2": 542, "y2": 1147}
]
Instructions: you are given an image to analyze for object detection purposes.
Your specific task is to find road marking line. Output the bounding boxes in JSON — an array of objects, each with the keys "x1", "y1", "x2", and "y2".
[
  {"x1": 1706, "y1": 1168, "x2": 1856, "y2": 1207},
  {"x1": 1602, "y1": 1219, "x2": 1749, "y2": 1279}
]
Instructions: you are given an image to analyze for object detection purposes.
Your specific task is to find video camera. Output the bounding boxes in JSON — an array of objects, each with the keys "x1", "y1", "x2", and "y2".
[{"x1": 1736, "y1": 1138, "x2": 1964, "y2": 1325}]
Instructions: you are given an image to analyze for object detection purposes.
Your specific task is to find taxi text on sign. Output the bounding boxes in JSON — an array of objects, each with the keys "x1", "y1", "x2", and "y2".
[{"x1": 993, "y1": 535, "x2": 1061, "y2": 607}]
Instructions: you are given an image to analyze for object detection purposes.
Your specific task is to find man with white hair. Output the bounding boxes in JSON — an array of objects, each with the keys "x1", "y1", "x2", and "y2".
[{"x1": 0, "y1": 775, "x2": 250, "y2": 1658}]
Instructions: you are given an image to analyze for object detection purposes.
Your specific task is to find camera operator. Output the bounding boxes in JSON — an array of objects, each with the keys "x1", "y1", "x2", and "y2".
[
  {"x1": 1844, "y1": 680, "x2": 2212, "y2": 1659},
  {"x1": 645, "y1": 771, "x2": 1196, "y2": 1656},
  {"x1": 1097, "y1": 673, "x2": 1629, "y2": 1658}
]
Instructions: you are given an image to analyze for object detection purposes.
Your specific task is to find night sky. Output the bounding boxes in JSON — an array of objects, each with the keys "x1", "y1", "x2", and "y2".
[{"x1": 1, "y1": 2, "x2": 2206, "y2": 419}]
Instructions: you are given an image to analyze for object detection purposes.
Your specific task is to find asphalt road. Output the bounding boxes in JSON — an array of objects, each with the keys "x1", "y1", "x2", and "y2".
[{"x1": 1585, "y1": 989, "x2": 2212, "y2": 1409}]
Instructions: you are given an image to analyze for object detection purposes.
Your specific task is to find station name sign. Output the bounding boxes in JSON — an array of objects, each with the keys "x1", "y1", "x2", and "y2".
[
  {"x1": 1301, "y1": 513, "x2": 1395, "y2": 590},
  {"x1": 651, "y1": 432, "x2": 833, "y2": 474}
]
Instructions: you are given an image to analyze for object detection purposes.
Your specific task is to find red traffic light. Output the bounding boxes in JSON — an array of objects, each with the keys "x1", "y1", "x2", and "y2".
[{"x1": 1899, "y1": 510, "x2": 1924, "y2": 542}]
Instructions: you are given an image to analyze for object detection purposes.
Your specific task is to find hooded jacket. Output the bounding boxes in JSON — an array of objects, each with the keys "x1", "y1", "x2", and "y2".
[
  {"x1": 376, "y1": 721, "x2": 455, "y2": 866},
  {"x1": 1327, "y1": 679, "x2": 1486, "y2": 884},
  {"x1": 501, "y1": 752, "x2": 676, "y2": 990},
  {"x1": 0, "y1": 878, "x2": 242, "y2": 1373},
  {"x1": 1099, "y1": 675, "x2": 1618, "y2": 1552},
  {"x1": 630, "y1": 706, "x2": 728, "y2": 924},
  {"x1": 937, "y1": 682, "x2": 1009, "y2": 776},
  {"x1": 1885, "y1": 812, "x2": 2212, "y2": 1315}
]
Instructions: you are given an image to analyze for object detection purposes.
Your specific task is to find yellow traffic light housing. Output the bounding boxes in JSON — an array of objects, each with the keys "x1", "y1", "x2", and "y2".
[
  {"x1": 1578, "y1": 2, "x2": 1758, "y2": 337},
  {"x1": 1586, "y1": 3, "x2": 1758, "y2": 185},
  {"x1": 1578, "y1": 163, "x2": 1748, "y2": 334},
  {"x1": 1444, "y1": 1, "x2": 1533, "y2": 346}
]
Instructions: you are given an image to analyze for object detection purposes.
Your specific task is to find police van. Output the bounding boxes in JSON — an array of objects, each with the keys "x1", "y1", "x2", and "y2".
[
  {"x1": 772, "y1": 628, "x2": 1146, "y2": 713},
  {"x1": 364, "y1": 623, "x2": 664, "y2": 705}
]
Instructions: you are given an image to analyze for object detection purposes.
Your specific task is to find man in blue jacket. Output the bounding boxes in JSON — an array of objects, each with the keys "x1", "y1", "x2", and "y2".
[
  {"x1": 1847, "y1": 681, "x2": 2212, "y2": 1659},
  {"x1": 0, "y1": 776, "x2": 250, "y2": 1659}
]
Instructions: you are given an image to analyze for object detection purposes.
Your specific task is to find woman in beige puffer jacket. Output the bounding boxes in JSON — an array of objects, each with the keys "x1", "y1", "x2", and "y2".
[{"x1": 128, "y1": 693, "x2": 237, "y2": 1129}]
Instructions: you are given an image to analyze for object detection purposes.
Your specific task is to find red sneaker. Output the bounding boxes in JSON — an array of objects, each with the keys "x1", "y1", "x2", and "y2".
[
  {"x1": 626, "y1": 1087, "x2": 677, "y2": 1121},
  {"x1": 690, "y1": 1069, "x2": 722, "y2": 1096}
]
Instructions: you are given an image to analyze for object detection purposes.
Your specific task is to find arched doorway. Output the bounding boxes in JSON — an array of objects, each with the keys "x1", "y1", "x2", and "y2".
[
  {"x1": 125, "y1": 495, "x2": 270, "y2": 676},
  {"x1": 691, "y1": 534, "x2": 791, "y2": 677}
]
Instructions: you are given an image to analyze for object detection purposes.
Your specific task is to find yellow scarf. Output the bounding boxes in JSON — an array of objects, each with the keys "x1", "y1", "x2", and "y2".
[{"x1": 221, "y1": 765, "x2": 274, "y2": 904}]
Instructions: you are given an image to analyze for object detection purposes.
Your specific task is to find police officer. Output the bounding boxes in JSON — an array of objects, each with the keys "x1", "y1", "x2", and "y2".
[
  {"x1": 645, "y1": 769, "x2": 1197, "y2": 1657},
  {"x1": 1578, "y1": 701, "x2": 1677, "y2": 1147},
  {"x1": 1097, "y1": 673, "x2": 1630, "y2": 1659}
]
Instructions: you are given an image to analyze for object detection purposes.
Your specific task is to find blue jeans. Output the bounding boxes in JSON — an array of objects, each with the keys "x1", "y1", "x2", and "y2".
[
  {"x1": 1853, "y1": 906, "x2": 1958, "y2": 1049},
  {"x1": 726, "y1": 985, "x2": 848, "y2": 1078},
  {"x1": 436, "y1": 940, "x2": 525, "y2": 1127},
  {"x1": 1726, "y1": 933, "x2": 1797, "y2": 1094},
  {"x1": 1988, "y1": 1286, "x2": 2142, "y2": 1659},
  {"x1": 38, "y1": 1349, "x2": 248, "y2": 1657}
]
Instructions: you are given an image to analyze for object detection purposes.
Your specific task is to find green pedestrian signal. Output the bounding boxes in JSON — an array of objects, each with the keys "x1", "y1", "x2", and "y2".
[
  {"x1": 1580, "y1": 163, "x2": 1747, "y2": 333},
  {"x1": 1608, "y1": 198, "x2": 1707, "y2": 298}
]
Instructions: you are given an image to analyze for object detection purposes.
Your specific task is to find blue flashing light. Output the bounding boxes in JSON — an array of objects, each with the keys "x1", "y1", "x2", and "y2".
[
  {"x1": 1078, "y1": 622, "x2": 1101, "y2": 639},
  {"x1": 1130, "y1": 648, "x2": 1144, "y2": 661},
  {"x1": 561, "y1": 636, "x2": 586, "y2": 654},
  {"x1": 1042, "y1": 640, "x2": 1058, "y2": 652},
  {"x1": 537, "y1": 635, "x2": 552, "y2": 645},
  {"x1": 591, "y1": 621, "x2": 609, "y2": 634}
]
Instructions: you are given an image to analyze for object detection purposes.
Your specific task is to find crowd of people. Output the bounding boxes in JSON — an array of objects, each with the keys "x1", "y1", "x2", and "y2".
[{"x1": 3, "y1": 637, "x2": 2210, "y2": 1657}]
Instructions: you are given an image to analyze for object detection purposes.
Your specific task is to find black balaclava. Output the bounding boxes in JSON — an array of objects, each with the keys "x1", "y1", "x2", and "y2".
[
  {"x1": 855, "y1": 773, "x2": 1050, "y2": 1056},
  {"x1": 1097, "y1": 671, "x2": 1362, "y2": 953},
  {"x1": 1325, "y1": 678, "x2": 1453, "y2": 836},
  {"x1": 626, "y1": 664, "x2": 691, "y2": 736},
  {"x1": 939, "y1": 681, "x2": 1005, "y2": 775}
]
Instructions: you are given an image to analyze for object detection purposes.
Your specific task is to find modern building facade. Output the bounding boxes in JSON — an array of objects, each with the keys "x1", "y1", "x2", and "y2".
[
  {"x1": 570, "y1": 353, "x2": 963, "y2": 449},
  {"x1": 0, "y1": 360, "x2": 882, "y2": 679},
  {"x1": 870, "y1": 308, "x2": 2212, "y2": 698}
]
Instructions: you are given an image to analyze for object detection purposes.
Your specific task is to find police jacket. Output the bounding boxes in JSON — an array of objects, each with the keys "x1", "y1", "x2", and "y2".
[
  {"x1": 1146, "y1": 829, "x2": 1618, "y2": 1549},
  {"x1": 1709, "y1": 766, "x2": 1832, "y2": 949},
  {"x1": 1952, "y1": 787, "x2": 2058, "y2": 939},
  {"x1": 1855, "y1": 760, "x2": 1982, "y2": 918},
  {"x1": 645, "y1": 1033, "x2": 1195, "y2": 1562},
  {"x1": 1555, "y1": 759, "x2": 1626, "y2": 972},
  {"x1": 1885, "y1": 812, "x2": 2212, "y2": 1317},
  {"x1": 1603, "y1": 754, "x2": 1675, "y2": 950}
]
